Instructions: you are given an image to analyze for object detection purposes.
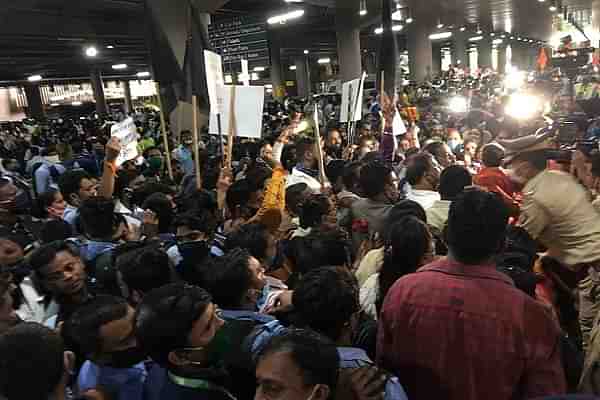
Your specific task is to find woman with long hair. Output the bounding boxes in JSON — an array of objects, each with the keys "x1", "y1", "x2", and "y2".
[{"x1": 360, "y1": 216, "x2": 434, "y2": 319}]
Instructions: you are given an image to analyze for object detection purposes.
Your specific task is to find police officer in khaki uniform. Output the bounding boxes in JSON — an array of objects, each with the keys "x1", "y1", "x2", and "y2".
[{"x1": 502, "y1": 131, "x2": 600, "y2": 351}]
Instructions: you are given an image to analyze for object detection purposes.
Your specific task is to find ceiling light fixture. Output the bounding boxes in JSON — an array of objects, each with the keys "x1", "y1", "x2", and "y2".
[
  {"x1": 303, "y1": 49, "x2": 309, "y2": 54},
  {"x1": 429, "y1": 32, "x2": 453, "y2": 40},
  {"x1": 27, "y1": 75, "x2": 42, "y2": 82},
  {"x1": 85, "y1": 46, "x2": 98, "y2": 57},
  {"x1": 253, "y1": 66, "x2": 266, "y2": 72},
  {"x1": 317, "y1": 57, "x2": 331, "y2": 64},
  {"x1": 392, "y1": 24, "x2": 404, "y2": 32},
  {"x1": 106, "y1": 45, "x2": 114, "y2": 49},
  {"x1": 289, "y1": 65, "x2": 297, "y2": 70},
  {"x1": 374, "y1": 27, "x2": 383, "y2": 34},
  {"x1": 136, "y1": 71, "x2": 151, "y2": 78},
  {"x1": 112, "y1": 64, "x2": 128, "y2": 70},
  {"x1": 460, "y1": 26, "x2": 466, "y2": 32},
  {"x1": 267, "y1": 9, "x2": 305, "y2": 25},
  {"x1": 359, "y1": 0, "x2": 367, "y2": 16},
  {"x1": 72, "y1": 101, "x2": 82, "y2": 106},
  {"x1": 469, "y1": 35, "x2": 484, "y2": 41}
]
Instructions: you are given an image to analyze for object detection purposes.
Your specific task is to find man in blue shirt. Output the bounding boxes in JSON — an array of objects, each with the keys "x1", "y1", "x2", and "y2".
[
  {"x1": 63, "y1": 296, "x2": 157, "y2": 400},
  {"x1": 135, "y1": 283, "x2": 238, "y2": 400},
  {"x1": 172, "y1": 131, "x2": 195, "y2": 176},
  {"x1": 292, "y1": 267, "x2": 408, "y2": 400}
]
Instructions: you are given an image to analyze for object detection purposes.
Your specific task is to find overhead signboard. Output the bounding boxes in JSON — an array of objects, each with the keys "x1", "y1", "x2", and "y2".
[{"x1": 209, "y1": 16, "x2": 270, "y2": 67}]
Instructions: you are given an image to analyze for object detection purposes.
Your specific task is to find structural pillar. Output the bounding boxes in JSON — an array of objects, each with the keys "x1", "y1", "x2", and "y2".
[
  {"x1": 593, "y1": 0, "x2": 600, "y2": 47},
  {"x1": 123, "y1": 80, "x2": 133, "y2": 114},
  {"x1": 432, "y1": 43, "x2": 442, "y2": 76},
  {"x1": 24, "y1": 83, "x2": 44, "y2": 120},
  {"x1": 407, "y1": 21, "x2": 433, "y2": 82},
  {"x1": 90, "y1": 69, "x2": 108, "y2": 116},
  {"x1": 453, "y1": 32, "x2": 468, "y2": 67},
  {"x1": 335, "y1": 0, "x2": 362, "y2": 82},
  {"x1": 269, "y1": 36, "x2": 284, "y2": 100},
  {"x1": 294, "y1": 57, "x2": 311, "y2": 98},
  {"x1": 478, "y1": 40, "x2": 492, "y2": 69},
  {"x1": 497, "y1": 46, "x2": 507, "y2": 73}
]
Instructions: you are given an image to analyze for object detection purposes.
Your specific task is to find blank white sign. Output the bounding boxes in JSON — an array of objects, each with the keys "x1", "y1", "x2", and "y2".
[{"x1": 208, "y1": 85, "x2": 265, "y2": 139}]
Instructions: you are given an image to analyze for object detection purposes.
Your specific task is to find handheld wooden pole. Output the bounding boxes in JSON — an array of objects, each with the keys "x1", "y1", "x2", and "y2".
[
  {"x1": 226, "y1": 85, "x2": 237, "y2": 170},
  {"x1": 380, "y1": 70, "x2": 386, "y2": 134},
  {"x1": 313, "y1": 104, "x2": 326, "y2": 186},
  {"x1": 192, "y1": 95, "x2": 202, "y2": 191},
  {"x1": 154, "y1": 82, "x2": 174, "y2": 181}
]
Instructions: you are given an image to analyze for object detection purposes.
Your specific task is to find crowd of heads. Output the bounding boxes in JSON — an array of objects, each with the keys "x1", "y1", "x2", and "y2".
[{"x1": 0, "y1": 83, "x2": 595, "y2": 400}]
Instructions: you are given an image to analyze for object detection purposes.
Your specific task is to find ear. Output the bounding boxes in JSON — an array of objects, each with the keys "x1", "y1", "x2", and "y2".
[
  {"x1": 313, "y1": 384, "x2": 331, "y2": 400},
  {"x1": 69, "y1": 193, "x2": 80, "y2": 206},
  {"x1": 63, "y1": 351, "x2": 76, "y2": 376},
  {"x1": 168, "y1": 350, "x2": 188, "y2": 367}
]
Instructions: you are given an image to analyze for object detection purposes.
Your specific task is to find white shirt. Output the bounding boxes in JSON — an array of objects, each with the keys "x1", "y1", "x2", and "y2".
[{"x1": 406, "y1": 189, "x2": 441, "y2": 211}]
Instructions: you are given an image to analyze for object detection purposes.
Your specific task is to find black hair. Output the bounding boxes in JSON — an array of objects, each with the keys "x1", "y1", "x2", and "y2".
[
  {"x1": 142, "y1": 193, "x2": 174, "y2": 234},
  {"x1": 514, "y1": 149, "x2": 548, "y2": 171},
  {"x1": 58, "y1": 170, "x2": 91, "y2": 205},
  {"x1": 173, "y1": 211, "x2": 217, "y2": 236},
  {"x1": 40, "y1": 220, "x2": 73, "y2": 243},
  {"x1": 439, "y1": 165, "x2": 472, "y2": 200},
  {"x1": 34, "y1": 189, "x2": 60, "y2": 219},
  {"x1": 342, "y1": 161, "x2": 362, "y2": 192},
  {"x1": 298, "y1": 194, "x2": 331, "y2": 229},
  {"x1": 296, "y1": 137, "x2": 315, "y2": 160},
  {"x1": 446, "y1": 189, "x2": 508, "y2": 265},
  {"x1": 226, "y1": 179, "x2": 252, "y2": 215},
  {"x1": 256, "y1": 329, "x2": 339, "y2": 397},
  {"x1": 62, "y1": 296, "x2": 129, "y2": 357},
  {"x1": 325, "y1": 160, "x2": 345, "y2": 187},
  {"x1": 132, "y1": 183, "x2": 176, "y2": 209},
  {"x1": 117, "y1": 247, "x2": 172, "y2": 295},
  {"x1": 293, "y1": 266, "x2": 359, "y2": 341},
  {"x1": 135, "y1": 283, "x2": 212, "y2": 367},
  {"x1": 0, "y1": 322, "x2": 65, "y2": 400},
  {"x1": 245, "y1": 165, "x2": 272, "y2": 193},
  {"x1": 424, "y1": 141, "x2": 446, "y2": 163},
  {"x1": 377, "y1": 217, "x2": 432, "y2": 314},
  {"x1": 286, "y1": 229, "x2": 350, "y2": 285},
  {"x1": 387, "y1": 200, "x2": 427, "y2": 225},
  {"x1": 201, "y1": 248, "x2": 253, "y2": 310},
  {"x1": 226, "y1": 223, "x2": 271, "y2": 261},
  {"x1": 177, "y1": 189, "x2": 218, "y2": 217},
  {"x1": 481, "y1": 144, "x2": 505, "y2": 168},
  {"x1": 405, "y1": 154, "x2": 434, "y2": 186},
  {"x1": 29, "y1": 240, "x2": 79, "y2": 278},
  {"x1": 281, "y1": 144, "x2": 297, "y2": 172},
  {"x1": 286, "y1": 183, "x2": 309, "y2": 216},
  {"x1": 360, "y1": 160, "x2": 391, "y2": 198},
  {"x1": 79, "y1": 197, "x2": 117, "y2": 239}
]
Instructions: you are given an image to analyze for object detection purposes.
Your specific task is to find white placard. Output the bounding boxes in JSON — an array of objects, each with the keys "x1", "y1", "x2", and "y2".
[
  {"x1": 208, "y1": 85, "x2": 265, "y2": 139},
  {"x1": 393, "y1": 110, "x2": 407, "y2": 135},
  {"x1": 340, "y1": 78, "x2": 364, "y2": 123},
  {"x1": 110, "y1": 117, "x2": 139, "y2": 166},
  {"x1": 204, "y1": 50, "x2": 225, "y2": 114},
  {"x1": 240, "y1": 59, "x2": 250, "y2": 87}
]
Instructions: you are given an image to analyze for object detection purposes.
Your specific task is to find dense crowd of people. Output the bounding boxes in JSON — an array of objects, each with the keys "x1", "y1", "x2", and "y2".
[{"x1": 1, "y1": 81, "x2": 600, "y2": 400}]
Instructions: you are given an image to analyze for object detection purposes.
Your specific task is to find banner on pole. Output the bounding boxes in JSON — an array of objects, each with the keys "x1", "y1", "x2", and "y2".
[
  {"x1": 110, "y1": 117, "x2": 139, "y2": 166},
  {"x1": 340, "y1": 78, "x2": 364, "y2": 122},
  {"x1": 204, "y1": 50, "x2": 225, "y2": 114},
  {"x1": 208, "y1": 85, "x2": 264, "y2": 138}
]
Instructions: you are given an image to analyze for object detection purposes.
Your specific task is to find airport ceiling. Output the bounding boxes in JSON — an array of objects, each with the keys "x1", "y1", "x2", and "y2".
[{"x1": 0, "y1": 0, "x2": 593, "y2": 83}]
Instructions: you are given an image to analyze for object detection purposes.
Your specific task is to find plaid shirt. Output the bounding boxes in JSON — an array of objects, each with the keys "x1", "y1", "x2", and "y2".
[{"x1": 377, "y1": 258, "x2": 566, "y2": 400}]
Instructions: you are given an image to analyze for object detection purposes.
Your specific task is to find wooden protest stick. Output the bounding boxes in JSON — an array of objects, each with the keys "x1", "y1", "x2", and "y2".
[
  {"x1": 154, "y1": 82, "x2": 174, "y2": 181},
  {"x1": 313, "y1": 104, "x2": 326, "y2": 186},
  {"x1": 380, "y1": 70, "x2": 385, "y2": 134},
  {"x1": 192, "y1": 95, "x2": 202, "y2": 191},
  {"x1": 226, "y1": 85, "x2": 237, "y2": 170}
]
